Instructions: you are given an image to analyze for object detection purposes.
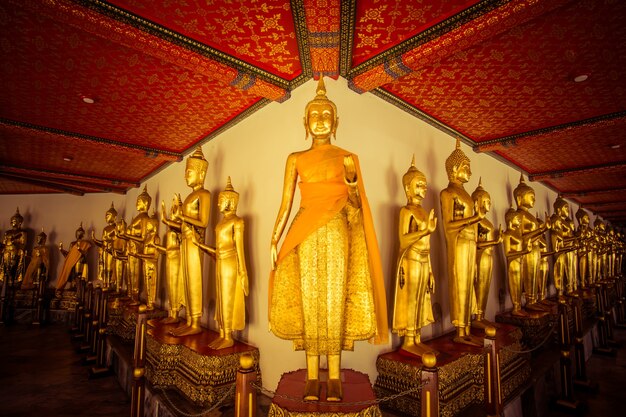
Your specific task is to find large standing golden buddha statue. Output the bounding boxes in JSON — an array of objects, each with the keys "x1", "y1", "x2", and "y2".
[
  {"x1": 167, "y1": 147, "x2": 211, "y2": 337},
  {"x1": 91, "y1": 203, "x2": 117, "y2": 289},
  {"x1": 440, "y1": 139, "x2": 484, "y2": 346},
  {"x1": 392, "y1": 157, "x2": 437, "y2": 357},
  {"x1": 56, "y1": 223, "x2": 91, "y2": 297},
  {"x1": 269, "y1": 78, "x2": 388, "y2": 402},
  {"x1": 0, "y1": 208, "x2": 27, "y2": 287}
]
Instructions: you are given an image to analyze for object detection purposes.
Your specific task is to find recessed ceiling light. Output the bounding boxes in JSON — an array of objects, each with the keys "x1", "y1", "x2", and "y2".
[
  {"x1": 81, "y1": 95, "x2": 95, "y2": 104},
  {"x1": 63, "y1": 156, "x2": 73, "y2": 162},
  {"x1": 573, "y1": 74, "x2": 589, "y2": 83},
  {"x1": 610, "y1": 144, "x2": 621, "y2": 149}
]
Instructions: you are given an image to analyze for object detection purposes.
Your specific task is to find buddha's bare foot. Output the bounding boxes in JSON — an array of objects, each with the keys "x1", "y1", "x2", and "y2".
[
  {"x1": 169, "y1": 325, "x2": 202, "y2": 337},
  {"x1": 209, "y1": 337, "x2": 234, "y2": 350},
  {"x1": 161, "y1": 316, "x2": 180, "y2": 324},
  {"x1": 525, "y1": 302, "x2": 548, "y2": 312},
  {"x1": 512, "y1": 308, "x2": 530, "y2": 317},
  {"x1": 400, "y1": 342, "x2": 438, "y2": 357},
  {"x1": 453, "y1": 335, "x2": 483, "y2": 347},
  {"x1": 303, "y1": 379, "x2": 320, "y2": 401},
  {"x1": 326, "y1": 378, "x2": 343, "y2": 402}
]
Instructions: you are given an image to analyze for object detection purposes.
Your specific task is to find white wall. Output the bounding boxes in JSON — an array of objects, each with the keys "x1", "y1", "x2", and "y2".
[{"x1": 0, "y1": 77, "x2": 573, "y2": 390}]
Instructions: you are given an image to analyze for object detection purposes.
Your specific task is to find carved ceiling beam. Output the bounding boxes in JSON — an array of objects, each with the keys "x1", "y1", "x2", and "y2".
[
  {"x1": 0, "y1": 165, "x2": 137, "y2": 190},
  {"x1": 562, "y1": 185, "x2": 626, "y2": 199},
  {"x1": 474, "y1": 112, "x2": 626, "y2": 153},
  {"x1": 348, "y1": 0, "x2": 569, "y2": 93},
  {"x1": 13, "y1": 0, "x2": 289, "y2": 101},
  {"x1": 0, "y1": 173, "x2": 85, "y2": 196},
  {"x1": 529, "y1": 161, "x2": 626, "y2": 182}
]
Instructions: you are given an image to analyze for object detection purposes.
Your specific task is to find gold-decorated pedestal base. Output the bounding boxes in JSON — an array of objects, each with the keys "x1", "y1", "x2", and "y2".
[
  {"x1": 146, "y1": 320, "x2": 261, "y2": 407},
  {"x1": 496, "y1": 305, "x2": 558, "y2": 354},
  {"x1": 269, "y1": 369, "x2": 381, "y2": 417},
  {"x1": 375, "y1": 325, "x2": 530, "y2": 417},
  {"x1": 107, "y1": 299, "x2": 166, "y2": 343}
]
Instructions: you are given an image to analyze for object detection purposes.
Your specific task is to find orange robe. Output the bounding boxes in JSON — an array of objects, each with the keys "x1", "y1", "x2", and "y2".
[{"x1": 269, "y1": 144, "x2": 388, "y2": 354}]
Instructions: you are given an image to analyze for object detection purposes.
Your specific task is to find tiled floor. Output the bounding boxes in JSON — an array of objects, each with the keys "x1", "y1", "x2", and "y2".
[{"x1": 0, "y1": 322, "x2": 624, "y2": 416}]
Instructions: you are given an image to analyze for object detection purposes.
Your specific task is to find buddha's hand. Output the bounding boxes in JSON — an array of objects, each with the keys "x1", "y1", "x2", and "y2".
[
  {"x1": 91, "y1": 230, "x2": 96, "y2": 240},
  {"x1": 497, "y1": 225, "x2": 503, "y2": 243},
  {"x1": 343, "y1": 155, "x2": 357, "y2": 185},
  {"x1": 270, "y1": 240, "x2": 278, "y2": 271},
  {"x1": 428, "y1": 209, "x2": 437, "y2": 233},
  {"x1": 428, "y1": 272, "x2": 435, "y2": 294},
  {"x1": 161, "y1": 201, "x2": 167, "y2": 221}
]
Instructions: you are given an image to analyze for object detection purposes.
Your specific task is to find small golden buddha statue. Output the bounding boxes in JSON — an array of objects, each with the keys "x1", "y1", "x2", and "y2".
[
  {"x1": 513, "y1": 175, "x2": 549, "y2": 310},
  {"x1": 22, "y1": 228, "x2": 50, "y2": 291},
  {"x1": 440, "y1": 139, "x2": 484, "y2": 346},
  {"x1": 192, "y1": 177, "x2": 249, "y2": 350},
  {"x1": 0, "y1": 208, "x2": 27, "y2": 287},
  {"x1": 471, "y1": 179, "x2": 502, "y2": 328},
  {"x1": 502, "y1": 206, "x2": 532, "y2": 316},
  {"x1": 392, "y1": 157, "x2": 437, "y2": 357},
  {"x1": 56, "y1": 223, "x2": 92, "y2": 297},
  {"x1": 112, "y1": 220, "x2": 128, "y2": 295},
  {"x1": 166, "y1": 147, "x2": 211, "y2": 337},
  {"x1": 153, "y1": 195, "x2": 184, "y2": 323},
  {"x1": 118, "y1": 186, "x2": 152, "y2": 305},
  {"x1": 130, "y1": 210, "x2": 160, "y2": 309},
  {"x1": 536, "y1": 214, "x2": 555, "y2": 305},
  {"x1": 550, "y1": 196, "x2": 577, "y2": 297},
  {"x1": 575, "y1": 207, "x2": 593, "y2": 289},
  {"x1": 91, "y1": 203, "x2": 118, "y2": 289},
  {"x1": 269, "y1": 77, "x2": 388, "y2": 402},
  {"x1": 594, "y1": 219, "x2": 607, "y2": 281}
]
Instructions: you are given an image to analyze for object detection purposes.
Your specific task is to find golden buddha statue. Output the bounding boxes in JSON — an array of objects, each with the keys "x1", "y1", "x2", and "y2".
[
  {"x1": 502, "y1": 206, "x2": 532, "y2": 316},
  {"x1": 575, "y1": 207, "x2": 593, "y2": 289},
  {"x1": 22, "y1": 229, "x2": 50, "y2": 291},
  {"x1": 513, "y1": 175, "x2": 549, "y2": 310},
  {"x1": 118, "y1": 186, "x2": 152, "y2": 305},
  {"x1": 269, "y1": 77, "x2": 388, "y2": 402},
  {"x1": 440, "y1": 139, "x2": 484, "y2": 346},
  {"x1": 56, "y1": 223, "x2": 92, "y2": 297},
  {"x1": 130, "y1": 211, "x2": 160, "y2": 309},
  {"x1": 0, "y1": 208, "x2": 27, "y2": 287},
  {"x1": 112, "y1": 220, "x2": 128, "y2": 295},
  {"x1": 593, "y1": 219, "x2": 607, "y2": 282},
  {"x1": 166, "y1": 147, "x2": 211, "y2": 337},
  {"x1": 471, "y1": 179, "x2": 502, "y2": 328},
  {"x1": 608, "y1": 226, "x2": 616, "y2": 277},
  {"x1": 536, "y1": 214, "x2": 555, "y2": 305},
  {"x1": 392, "y1": 157, "x2": 437, "y2": 357},
  {"x1": 192, "y1": 177, "x2": 249, "y2": 350},
  {"x1": 153, "y1": 195, "x2": 183, "y2": 323},
  {"x1": 91, "y1": 203, "x2": 117, "y2": 289},
  {"x1": 550, "y1": 196, "x2": 577, "y2": 297}
]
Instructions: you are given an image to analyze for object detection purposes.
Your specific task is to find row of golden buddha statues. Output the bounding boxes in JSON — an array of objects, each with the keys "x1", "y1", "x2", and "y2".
[{"x1": 1, "y1": 79, "x2": 625, "y2": 404}]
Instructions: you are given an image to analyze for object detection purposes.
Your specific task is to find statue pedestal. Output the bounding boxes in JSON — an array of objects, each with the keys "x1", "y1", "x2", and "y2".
[
  {"x1": 269, "y1": 369, "x2": 381, "y2": 417},
  {"x1": 107, "y1": 299, "x2": 166, "y2": 343},
  {"x1": 375, "y1": 324, "x2": 530, "y2": 417},
  {"x1": 496, "y1": 307, "x2": 558, "y2": 354},
  {"x1": 146, "y1": 320, "x2": 260, "y2": 407}
]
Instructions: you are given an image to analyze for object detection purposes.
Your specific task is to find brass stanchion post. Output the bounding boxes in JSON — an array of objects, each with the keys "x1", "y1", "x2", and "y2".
[
  {"x1": 131, "y1": 304, "x2": 148, "y2": 417},
  {"x1": 571, "y1": 297, "x2": 596, "y2": 390},
  {"x1": 421, "y1": 352, "x2": 439, "y2": 417},
  {"x1": 90, "y1": 287, "x2": 112, "y2": 378},
  {"x1": 556, "y1": 300, "x2": 581, "y2": 411},
  {"x1": 235, "y1": 353, "x2": 257, "y2": 417},
  {"x1": 484, "y1": 326, "x2": 502, "y2": 416}
]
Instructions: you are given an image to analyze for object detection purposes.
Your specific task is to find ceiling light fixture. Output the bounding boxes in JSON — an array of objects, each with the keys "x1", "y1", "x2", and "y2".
[
  {"x1": 573, "y1": 73, "x2": 589, "y2": 83},
  {"x1": 610, "y1": 144, "x2": 621, "y2": 149},
  {"x1": 81, "y1": 95, "x2": 95, "y2": 104},
  {"x1": 63, "y1": 156, "x2": 73, "y2": 162}
]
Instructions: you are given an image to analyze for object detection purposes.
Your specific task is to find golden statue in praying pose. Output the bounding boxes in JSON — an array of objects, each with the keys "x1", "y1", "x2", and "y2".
[
  {"x1": 91, "y1": 203, "x2": 117, "y2": 289},
  {"x1": 153, "y1": 195, "x2": 183, "y2": 323},
  {"x1": 112, "y1": 220, "x2": 128, "y2": 295},
  {"x1": 166, "y1": 147, "x2": 211, "y2": 337},
  {"x1": 514, "y1": 176, "x2": 549, "y2": 310},
  {"x1": 56, "y1": 223, "x2": 91, "y2": 297},
  {"x1": 118, "y1": 186, "x2": 152, "y2": 305},
  {"x1": 0, "y1": 208, "x2": 27, "y2": 287},
  {"x1": 440, "y1": 139, "x2": 484, "y2": 346},
  {"x1": 502, "y1": 207, "x2": 532, "y2": 316},
  {"x1": 471, "y1": 179, "x2": 502, "y2": 328},
  {"x1": 269, "y1": 78, "x2": 388, "y2": 402},
  {"x1": 193, "y1": 177, "x2": 249, "y2": 350},
  {"x1": 130, "y1": 211, "x2": 160, "y2": 309},
  {"x1": 22, "y1": 229, "x2": 50, "y2": 291},
  {"x1": 392, "y1": 157, "x2": 437, "y2": 357},
  {"x1": 550, "y1": 196, "x2": 578, "y2": 297}
]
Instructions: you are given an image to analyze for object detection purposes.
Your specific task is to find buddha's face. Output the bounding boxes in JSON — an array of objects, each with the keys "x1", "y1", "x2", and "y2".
[
  {"x1": 185, "y1": 167, "x2": 204, "y2": 188},
  {"x1": 306, "y1": 102, "x2": 335, "y2": 138},
  {"x1": 561, "y1": 205, "x2": 569, "y2": 217},
  {"x1": 105, "y1": 212, "x2": 115, "y2": 224},
  {"x1": 218, "y1": 193, "x2": 237, "y2": 213},
  {"x1": 453, "y1": 161, "x2": 471, "y2": 183},
  {"x1": 480, "y1": 195, "x2": 492, "y2": 213},
  {"x1": 76, "y1": 229, "x2": 84, "y2": 240},
  {"x1": 36, "y1": 235, "x2": 46, "y2": 245},
  {"x1": 136, "y1": 197, "x2": 147, "y2": 212},
  {"x1": 10, "y1": 216, "x2": 21, "y2": 228},
  {"x1": 579, "y1": 213, "x2": 589, "y2": 226},
  {"x1": 519, "y1": 190, "x2": 535, "y2": 208},
  {"x1": 407, "y1": 177, "x2": 427, "y2": 200}
]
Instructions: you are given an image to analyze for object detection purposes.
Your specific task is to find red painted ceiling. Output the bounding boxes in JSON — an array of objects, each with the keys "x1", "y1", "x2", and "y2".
[{"x1": 1, "y1": 0, "x2": 625, "y2": 225}]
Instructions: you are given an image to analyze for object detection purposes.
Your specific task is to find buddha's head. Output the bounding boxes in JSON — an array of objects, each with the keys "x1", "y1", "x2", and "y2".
[
  {"x1": 445, "y1": 139, "x2": 471, "y2": 183},
  {"x1": 505, "y1": 205, "x2": 520, "y2": 230},
  {"x1": 553, "y1": 195, "x2": 569, "y2": 218},
  {"x1": 471, "y1": 178, "x2": 491, "y2": 213},
  {"x1": 402, "y1": 155, "x2": 427, "y2": 201},
  {"x1": 36, "y1": 228, "x2": 47, "y2": 245},
  {"x1": 136, "y1": 186, "x2": 152, "y2": 212},
  {"x1": 185, "y1": 147, "x2": 208, "y2": 188},
  {"x1": 304, "y1": 77, "x2": 338, "y2": 140},
  {"x1": 75, "y1": 222, "x2": 85, "y2": 240},
  {"x1": 575, "y1": 206, "x2": 590, "y2": 226},
  {"x1": 106, "y1": 202, "x2": 118, "y2": 224},
  {"x1": 513, "y1": 174, "x2": 535, "y2": 209},
  {"x1": 218, "y1": 177, "x2": 239, "y2": 213},
  {"x1": 10, "y1": 207, "x2": 23, "y2": 228}
]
